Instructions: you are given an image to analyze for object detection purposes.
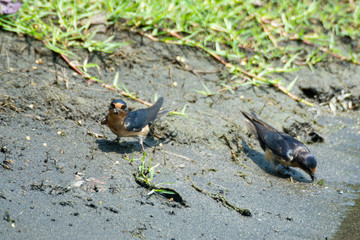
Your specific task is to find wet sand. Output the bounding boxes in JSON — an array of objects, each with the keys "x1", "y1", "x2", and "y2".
[{"x1": 0, "y1": 29, "x2": 359, "y2": 239}]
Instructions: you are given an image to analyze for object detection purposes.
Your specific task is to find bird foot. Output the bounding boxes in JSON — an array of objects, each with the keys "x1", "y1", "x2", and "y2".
[{"x1": 138, "y1": 137, "x2": 150, "y2": 153}]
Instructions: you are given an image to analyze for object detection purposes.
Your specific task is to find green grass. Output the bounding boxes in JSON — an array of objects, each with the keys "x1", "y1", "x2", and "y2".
[
  {"x1": 135, "y1": 152, "x2": 178, "y2": 198},
  {"x1": 136, "y1": 152, "x2": 156, "y2": 185},
  {"x1": 1, "y1": 0, "x2": 359, "y2": 104}
]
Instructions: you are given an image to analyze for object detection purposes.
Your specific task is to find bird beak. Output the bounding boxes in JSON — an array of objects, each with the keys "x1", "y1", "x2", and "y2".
[
  {"x1": 308, "y1": 170, "x2": 316, "y2": 182},
  {"x1": 112, "y1": 108, "x2": 121, "y2": 114},
  {"x1": 310, "y1": 167, "x2": 317, "y2": 182},
  {"x1": 310, "y1": 173, "x2": 316, "y2": 182}
]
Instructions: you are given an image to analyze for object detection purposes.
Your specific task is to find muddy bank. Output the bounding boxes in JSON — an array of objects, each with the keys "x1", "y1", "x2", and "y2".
[{"x1": 0, "y1": 29, "x2": 359, "y2": 239}]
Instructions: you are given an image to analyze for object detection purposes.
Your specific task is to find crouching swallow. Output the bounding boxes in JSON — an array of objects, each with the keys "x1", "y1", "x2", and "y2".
[
  {"x1": 101, "y1": 97, "x2": 164, "y2": 151},
  {"x1": 241, "y1": 111, "x2": 317, "y2": 181}
]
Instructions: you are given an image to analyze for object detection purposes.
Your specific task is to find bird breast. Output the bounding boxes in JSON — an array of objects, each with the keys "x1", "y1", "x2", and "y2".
[{"x1": 107, "y1": 113, "x2": 150, "y2": 138}]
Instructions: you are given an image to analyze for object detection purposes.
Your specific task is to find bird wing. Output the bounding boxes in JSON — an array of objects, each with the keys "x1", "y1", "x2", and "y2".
[
  {"x1": 262, "y1": 131, "x2": 296, "y2": 161},
  {"x1": 241, "y1": 111, "x2": 279, "y2": 151},
  {"x1": 241, "y1": 111, "x2": 309, "y2": 162},
  {"x1": 123, "y1": 97, "x2": 164, "y2": 132},
  {"x1": 241, "y1": 111, "x2": 278, "y2": 133},
  {"x1": 263, "y1": 130, "x2": 310, "y2": 162}
]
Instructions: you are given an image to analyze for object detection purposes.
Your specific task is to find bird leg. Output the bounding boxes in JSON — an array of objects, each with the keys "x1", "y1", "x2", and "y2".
[
  {"x1": 138, "y1": 136, "x2": 145, "y2": 152},
  {"x1": 265, "y1": 150, "x2": 291, "y2": 178},
  {"x1": 265, "y1": 149, "x2": 278, "y2": 171}
]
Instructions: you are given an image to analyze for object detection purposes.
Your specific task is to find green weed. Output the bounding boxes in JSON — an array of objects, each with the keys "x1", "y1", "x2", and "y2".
[{"x1": 1, "y1": 0, "x2": 359, "y2": 104}]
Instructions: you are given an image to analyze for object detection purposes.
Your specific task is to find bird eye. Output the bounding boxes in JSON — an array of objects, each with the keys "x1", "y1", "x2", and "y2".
[
  {"x1": 110, "y1": 103, "x2": 115, "y2": 108},
  {"x1": 121, "y1": 104, "x2": 126, "y2": 110}
]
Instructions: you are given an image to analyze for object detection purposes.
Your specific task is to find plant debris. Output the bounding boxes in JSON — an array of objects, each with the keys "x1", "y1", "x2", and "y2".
[
  {"x1": 134, "y1": 153, "x2": 188, "y2": 206},
  {"x1": 188, "y1": 176, "x2": 251, "y2": 217}
]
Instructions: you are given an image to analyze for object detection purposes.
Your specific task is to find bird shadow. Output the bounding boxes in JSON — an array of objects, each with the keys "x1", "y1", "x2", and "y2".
[
  {"x1": 96, "y1": 136, "x2": 167, "y2": 154},
  {"x1": 241, "y1": 140, "x2": 311, "y2": 183}
]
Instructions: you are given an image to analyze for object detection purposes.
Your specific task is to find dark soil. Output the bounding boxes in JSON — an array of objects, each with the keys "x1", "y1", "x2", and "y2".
[{"x1": 0, "y1": 29, "x2": 359, "y2": 239}]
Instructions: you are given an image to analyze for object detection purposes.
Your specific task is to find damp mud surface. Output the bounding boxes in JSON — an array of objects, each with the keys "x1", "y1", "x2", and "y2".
[{"x1": 0, "y1": 29, "x2": 359, "y2": 239}]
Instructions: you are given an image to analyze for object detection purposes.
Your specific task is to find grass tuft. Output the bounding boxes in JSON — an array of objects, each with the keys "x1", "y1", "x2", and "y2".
[
  {"x1": 134, "y1": 152, "x2": 187, "y2": 205},
  {"x1": 1, "y1": 0, "x2": 359, "y2": 105}
]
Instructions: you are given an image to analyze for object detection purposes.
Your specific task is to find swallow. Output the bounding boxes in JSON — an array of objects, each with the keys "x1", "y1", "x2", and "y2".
[
  {"x1": 241, "y1": 111, "x2": 317, "y2": 181},
  {"x1": 101, "y1": 97, "x2": 165, "y2": 151}
]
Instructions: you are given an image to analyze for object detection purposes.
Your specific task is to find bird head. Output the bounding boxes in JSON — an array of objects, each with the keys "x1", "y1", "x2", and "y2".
[
  {"x1": 297, "y1": 151, "x2": 317, "y2": 181},
  {"x1": 109, "y1": 99, "x2": 127, "y2": 114}
]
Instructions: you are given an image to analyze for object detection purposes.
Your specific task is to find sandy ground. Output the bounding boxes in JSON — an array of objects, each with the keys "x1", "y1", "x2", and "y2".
[{"x1": 0, "y1": 29, "x2": 359, "y2": 239}]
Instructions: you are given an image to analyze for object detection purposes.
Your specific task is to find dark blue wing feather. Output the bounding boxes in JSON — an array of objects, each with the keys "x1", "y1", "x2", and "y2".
[
  {"x1": 263, "y1": 132, "x2": 296, "y2": 161},
  {"x1": 258, "y1": 125, "x2": 310, "y2": 161},
  {"x1": 123, "y1": 97, "x2": 164, "y2": 132},
  {"x1": 241, "y1": 111, "x2": 309, "y2": 162}
]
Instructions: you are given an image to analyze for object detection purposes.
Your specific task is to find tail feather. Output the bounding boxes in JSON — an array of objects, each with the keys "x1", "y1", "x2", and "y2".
[
  {"x1": 150, "y1": 97, "x2": 164, "y2": 111},
  {"x1": 146, "y1": 97, "x2": 164, "y2": 122},
  {"x1": 241, "y1": 111, "x2": 257, "y2": 136},
  {"x1": 241, "y1": 111, "x2": 278, "y2": 133}
]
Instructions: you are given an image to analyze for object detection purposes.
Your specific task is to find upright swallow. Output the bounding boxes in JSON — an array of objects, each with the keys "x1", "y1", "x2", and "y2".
[
  {"x1": 101, "y1": 97, "x2": 165, "y2": 151},
  {"x1": 241, "y1": 111, "x2": 317, "y2": 181}
]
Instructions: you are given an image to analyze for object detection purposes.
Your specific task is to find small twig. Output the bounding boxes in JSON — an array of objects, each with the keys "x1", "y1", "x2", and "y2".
[
  {"x1": 294, "y1": 36, "x2": 359, "y2": 65},
  {"x1": 42, "y1": 40, "x2": 84, "y2": 77},
  {"x1": 138, "y1": 31, "x2": 160, "y2": 41},
  {"x1": 187, "y1": 176, "x2": 251, "y2": 217},
  {"x1": 59, "y1": 53, "x2": 84, "y2": 77},
  {"x1": 101, "y1": 83, "x2": 151, "y2": 106},
  {"x1": 63, "y1": 60, "x2": 149, "y2": 104},
  {"x1": 254, "y1": 15, "x2": 278, "y2": 48},
  {"x1": 274, "y1": 83, "x2": 315, "y2": 107},
  {"x1": 217, "y1": 79, "x2": 246, "y2": 94},
  {"x1": 262, "y1": 24, "x2": 279, "y2": 48},
  {"x1": 87, "y1": 129, "x2": 105, "y2": 139},
  {"x1": 43, "y1": 40, "x2": 152, "y2": 106},
  {"x1": 166, "y1": 30, "x2": 264, "y2": 81},
  {"x1": 0, "y1": 162, "x2": 13, "y2": 171},
  {"x1": 162, "y1": 149, "x2": 196, "y2": 163},
  {"x1": 193, "y1": 69, "x2": 221, "y2": 74},
  {"x1": 174, "y1": 65, "x2": 204, "y2": 79}
]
